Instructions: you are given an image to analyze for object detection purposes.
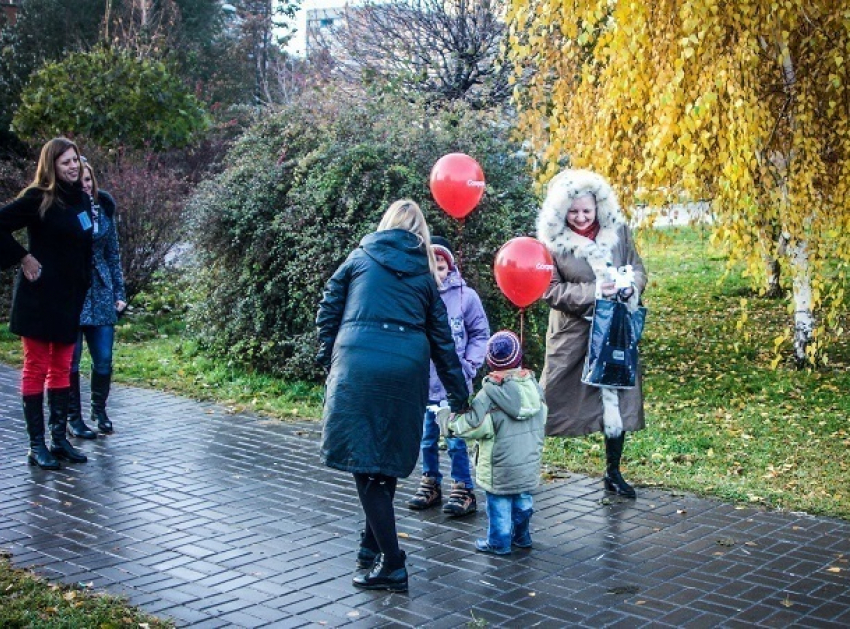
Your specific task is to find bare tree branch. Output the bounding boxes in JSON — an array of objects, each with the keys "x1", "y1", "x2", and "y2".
[{"x1": 313, "y1": 0, "x2": 512, "y2": 108}]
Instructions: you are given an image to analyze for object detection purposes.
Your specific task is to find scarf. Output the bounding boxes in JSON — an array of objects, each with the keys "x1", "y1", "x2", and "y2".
[{"x1": 569, "y1": 219, "x2": 600, "y2": 241}]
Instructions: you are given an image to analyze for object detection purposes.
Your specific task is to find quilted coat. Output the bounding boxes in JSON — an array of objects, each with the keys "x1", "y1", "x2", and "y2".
[
  {"x1": 316, "y1": 229, "x2": 468, "y2": 478},
  {"x1": 445, "y1": 369, "x2": 546, "y2": 495},
  {"x1": 79, "y1": 191, "x2": 126, "y2": 326},
  {"x1": 427, "y1": 269, "x2": 489, "y2": 402}
]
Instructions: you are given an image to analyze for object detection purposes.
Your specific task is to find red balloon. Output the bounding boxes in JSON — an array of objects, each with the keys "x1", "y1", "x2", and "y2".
[
  {"x1": 429, "y1": 153, "x2": 485, "y2": 219},
  {"x1": 494, "y1": 237, "x2": 554, "y2": 308}
]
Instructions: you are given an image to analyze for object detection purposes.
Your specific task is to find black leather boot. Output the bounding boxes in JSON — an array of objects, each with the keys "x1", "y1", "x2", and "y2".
[
  {"x1": 356, "y1": 531, "x2": 380, "y2": 569},
  {"x1": 352, "y1": 551, "x2": 408, "y2": 592},
  {"x1": 23, "y1": 394, "x2": 60, "y2": 470},
  {"x1": 604, "y1": 433, "x2": 636, "y2": 498},
  {"x1": 90, "y1": 371, "x2": 113, "y2": 434},
  {"x1": 67, "y1": 371, "x2": 96, "y2": 439},
  {"x1": 48, "y1": 388, "x2": 87, "y2": 463}
]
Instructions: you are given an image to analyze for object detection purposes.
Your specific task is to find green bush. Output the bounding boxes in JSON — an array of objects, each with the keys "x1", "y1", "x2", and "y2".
[
  {"x1": 188, "y1": 91, "x2": 546, "y2": 381},
  {"x1": 13, "y1": 46, "x2": 210, "y2": 150}
]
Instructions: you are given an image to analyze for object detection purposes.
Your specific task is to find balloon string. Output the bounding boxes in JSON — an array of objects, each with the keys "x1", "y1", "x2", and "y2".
[
  {"x1": 520, "y1": 308, "x2": 525, "y2": 346},
  {"x1": 455, "y1": 219, "x2": 465, "y2": 276},
  {"x1": 456, "y1": 219, "x2": 465, "y2": 307}
]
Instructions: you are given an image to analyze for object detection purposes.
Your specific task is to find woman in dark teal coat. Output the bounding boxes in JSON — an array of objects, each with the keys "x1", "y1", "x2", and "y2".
[{"x1": 316, "y1": 199, "x2": 468, "y2": 593}]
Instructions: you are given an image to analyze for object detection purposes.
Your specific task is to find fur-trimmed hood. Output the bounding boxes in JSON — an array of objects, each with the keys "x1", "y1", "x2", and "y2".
[{"x1": 536, "y1": 169, "x2": 628, "y2": 277}]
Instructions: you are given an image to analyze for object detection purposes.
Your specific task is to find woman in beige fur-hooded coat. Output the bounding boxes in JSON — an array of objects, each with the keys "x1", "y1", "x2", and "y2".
[{"x1": 536, "y1": 169, "x2": 647, "y2": 498}]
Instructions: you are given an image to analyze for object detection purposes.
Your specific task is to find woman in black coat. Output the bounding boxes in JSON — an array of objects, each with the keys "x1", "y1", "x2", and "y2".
[
  {"x1": 316, "y1": 199, "x2": 469, "y2": 593},
  {"x1": 0, "y1": 138, "x2": 93, "y2": 469}
]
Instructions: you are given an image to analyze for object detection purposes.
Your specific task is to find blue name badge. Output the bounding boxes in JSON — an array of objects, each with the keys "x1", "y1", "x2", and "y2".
[{"x1": 77, "y1": 211, "x2": 93, "y2": 231}]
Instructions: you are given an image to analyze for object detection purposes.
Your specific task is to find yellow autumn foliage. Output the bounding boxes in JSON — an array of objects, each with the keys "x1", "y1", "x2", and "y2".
[{"x1": 507, "y1": 0, "x2": 850, "y2": 363}]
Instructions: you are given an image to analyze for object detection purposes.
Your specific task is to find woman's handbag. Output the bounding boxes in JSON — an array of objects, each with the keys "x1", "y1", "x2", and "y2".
[{"x1": 581, "y1": 298, "x2": 647, "y2": 389}]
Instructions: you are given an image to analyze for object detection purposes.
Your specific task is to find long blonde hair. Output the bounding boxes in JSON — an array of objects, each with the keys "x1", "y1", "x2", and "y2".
[
  {"x1": 81, "y1": 158, "x2": 99, "y2": 199},
  {"x1": 19, "y1": 137, "x2": 81, "y2": 216},
  {"x1": 377, "y1": 199, "x2": 438, "y2": 282}
]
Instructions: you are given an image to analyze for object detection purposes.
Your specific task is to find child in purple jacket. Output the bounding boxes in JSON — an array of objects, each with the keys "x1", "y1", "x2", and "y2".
[{"x1": 407, "y1": 236, "x2": 490, "y2": 516}]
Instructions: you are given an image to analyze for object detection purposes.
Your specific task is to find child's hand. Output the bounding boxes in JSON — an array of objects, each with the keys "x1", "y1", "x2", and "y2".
[{"x1": 436, "y1": 407, "x2": 453, "y2": 436}]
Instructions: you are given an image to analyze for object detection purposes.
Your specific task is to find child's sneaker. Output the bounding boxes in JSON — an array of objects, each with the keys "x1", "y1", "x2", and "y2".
[
  {"x1": 407, "y1": 476, "x2": 441, "y2": 510},
  {"x1": 442, "y1": 482, "x2": 477, "y2": 517},
  {"x1": 512, "y1": 509, "x2": 533, "y2": 548},
  {"x1": 475, "y1": 539, "x2": 511, "y2": 555},
  {"x1": 511, "y1": 535, "x2": 533, "y2": 549}
]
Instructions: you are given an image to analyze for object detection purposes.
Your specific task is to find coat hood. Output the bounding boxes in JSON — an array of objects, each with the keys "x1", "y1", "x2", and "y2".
[
  {"x1": 483, "y1": 370, "x2": 543, "y2": 421},
  {"x1": 97, "y1": 190, "x2": 116, "y2": 217},
  {"x1": 439, "y1": 269, "x2": 467, "y2": 292},
  {"x1": 360, "y1": 229, "x2": 430, "y2": 277},
  {"x1": 536, "y1": 169, "x2": 628, "y2": 278}
]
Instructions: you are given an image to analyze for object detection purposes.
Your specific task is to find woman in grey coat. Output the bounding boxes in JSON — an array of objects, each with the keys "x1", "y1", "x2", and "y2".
[
  {"x1": 537, "y1": 169, "x2": 648, "y2": 498},
  {"x1": 66, "y1": 159, "x2": 126, "y2": 439},
  {"x1": 316, "y1": 199, "x2": 468, "y2": 592}
]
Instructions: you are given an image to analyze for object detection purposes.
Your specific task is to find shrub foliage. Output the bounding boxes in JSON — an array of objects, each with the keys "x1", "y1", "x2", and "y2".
[
  {"x1": 13, "y1": 46, "x2": 210, "y2": 150},
  {"x1": 188, "y1": 92, "x2": 545, "y2": 381}
]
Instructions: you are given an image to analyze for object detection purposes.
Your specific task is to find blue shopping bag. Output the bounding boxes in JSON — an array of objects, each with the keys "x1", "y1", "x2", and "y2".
[{"x1": 581, "y1": 298, "x2": 647, "y2": 389}]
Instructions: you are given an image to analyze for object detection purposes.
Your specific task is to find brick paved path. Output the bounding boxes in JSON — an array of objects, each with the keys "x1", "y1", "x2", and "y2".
[{"x1": 1, "y1": 364, "x2": 849, "y2": 628}]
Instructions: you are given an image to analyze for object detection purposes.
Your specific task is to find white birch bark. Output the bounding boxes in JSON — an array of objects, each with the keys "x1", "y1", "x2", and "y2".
[
  {"x1": 777, "y1": 36, "x2": 814, "y2": 364},
  {"x1": 789, "y1": 238, "x2": 813, "y2": 364}
]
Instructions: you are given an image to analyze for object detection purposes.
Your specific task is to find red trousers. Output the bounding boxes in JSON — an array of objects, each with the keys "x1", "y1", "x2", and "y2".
[{"x1": 20, "y1": 337, "x2": 75, "y2": 396}]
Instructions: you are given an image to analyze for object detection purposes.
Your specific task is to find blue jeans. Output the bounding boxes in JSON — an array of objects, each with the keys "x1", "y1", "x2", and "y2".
[
  {"x1": 420, "y1": 403, "x2": 473, "y2": 489},
  {"x1": 71, "y1": 326, "x2": 115, "y2": 376},
  {"x1": 484, "y1": 492, "x2": 534, "y2": 551}
]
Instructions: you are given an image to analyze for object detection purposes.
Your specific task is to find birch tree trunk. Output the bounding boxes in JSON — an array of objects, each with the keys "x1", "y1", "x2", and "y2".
[
  {"x1": 777, "y1": 38, "x2": 814, "y2": 366},
  {"x1": 789, "y1": 237, "x2": 813, "y2": 365}
]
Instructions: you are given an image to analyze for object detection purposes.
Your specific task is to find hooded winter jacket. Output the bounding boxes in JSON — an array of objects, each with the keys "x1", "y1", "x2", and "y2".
[
  {"x1": 428, "y1": 269, "x2": 489, "y2": 401},
  {"x1": 0, "y1": 182, "x2": 93, "y2": 344},
  {"x1": 316, "y1": 229, "x2": 468, "y2": 478},
  {"x1": 536, "y1": 169, "x2": 648, "y2": 438},
  {"x1": 445, "y1": 369, "x2": 546, "y2": 495}
]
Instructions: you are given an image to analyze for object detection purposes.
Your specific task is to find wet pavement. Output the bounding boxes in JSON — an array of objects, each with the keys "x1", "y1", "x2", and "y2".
[{"x1": 1, "y1": 363, "x2": 850, "y2": 628}]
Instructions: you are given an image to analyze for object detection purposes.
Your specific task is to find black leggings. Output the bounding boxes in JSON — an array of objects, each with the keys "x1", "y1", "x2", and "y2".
[{"x1": 353, "y1": 473, "x2": 403, "y2": 569}]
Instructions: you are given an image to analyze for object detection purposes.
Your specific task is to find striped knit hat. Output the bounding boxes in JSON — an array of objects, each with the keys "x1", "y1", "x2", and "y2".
[
  {"x1": 431, "y1": 235, "x2": 456, "y2": 270},
  {"x1": 486, "y1": 330, "x2": 523, "y2": 370}
]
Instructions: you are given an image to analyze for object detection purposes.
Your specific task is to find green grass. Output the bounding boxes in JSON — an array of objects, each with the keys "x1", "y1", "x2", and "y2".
[
  {"x1": 111, "y1": 274, "x2": 325, "y2": 418},
  {"x1": 0, "y1": 554, "x2": 172, "y2": 628}
]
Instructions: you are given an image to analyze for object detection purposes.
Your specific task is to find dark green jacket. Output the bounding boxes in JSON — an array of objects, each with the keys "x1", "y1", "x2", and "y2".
[{"x1": 317, "y1": 229, "x2": 467, "y2": 477}]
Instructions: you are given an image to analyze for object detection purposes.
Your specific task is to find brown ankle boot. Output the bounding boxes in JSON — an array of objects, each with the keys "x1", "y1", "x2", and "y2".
[
  {"x1": 443, "y1": 482, "x2": 477, "y2": 517},
  {"x1": 407, "y1": 476, "x2": 441, "y2": 510}
]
